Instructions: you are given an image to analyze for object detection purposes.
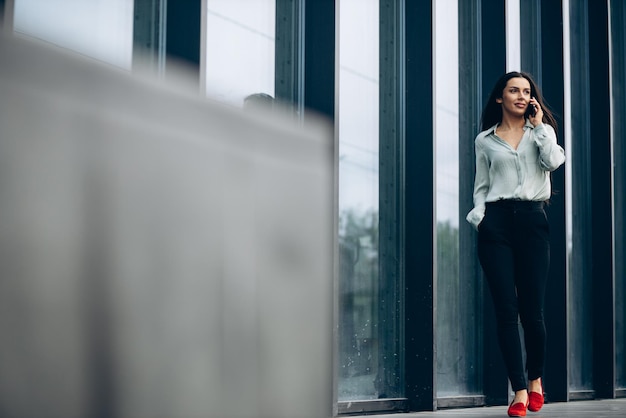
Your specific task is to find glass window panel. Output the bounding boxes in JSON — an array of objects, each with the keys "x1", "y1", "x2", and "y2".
[
  {"x1": 565, "y1": 0, "x2": 594, "y2": 392},
  {"x1": 337, "y1": 0, "x2": 383, "y2": 401},
  {"x1": 204, "y1": 0, "x2": 275, "y2": 106},
  {"x1": 567, "y1": 186, "x2": 595, "y2": 392},
  {"x1": 13, "y1": 0, "x2": 134, "y2": 69},
  {"x1": 435, "y1": 0, "x2": 482, "y2": 397}
]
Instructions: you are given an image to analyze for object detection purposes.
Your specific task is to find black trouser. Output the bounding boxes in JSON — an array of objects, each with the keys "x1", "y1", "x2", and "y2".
[{"x1": 477, "y1": 200, "x2": 550, "y2": 392}]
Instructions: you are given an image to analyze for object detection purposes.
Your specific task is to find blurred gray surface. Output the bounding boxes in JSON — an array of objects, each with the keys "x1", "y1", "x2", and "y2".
[{"x1": 0, "y1": 33, "x2": 334, "y2": 418}]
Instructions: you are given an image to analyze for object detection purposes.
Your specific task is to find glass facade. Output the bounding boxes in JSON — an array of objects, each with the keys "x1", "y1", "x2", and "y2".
[
  {"x1": 5, "y1": 0, "x2": 626, "y2": 413},
  {"x1": 566, "y1": 0, "x2": 595, "y2": 382},
  {"x1": 337, "y1": 0, "x2": 384, "y2": 401},
  {"x1": 13, "y1": 0, "x2": 133, "y2": 69},
  {"x1": 434, "y1": 0, "x2": 482, "y2": 399},
  {"x1": 204, "y1": 0, "x2": 275, "y2": 106}
]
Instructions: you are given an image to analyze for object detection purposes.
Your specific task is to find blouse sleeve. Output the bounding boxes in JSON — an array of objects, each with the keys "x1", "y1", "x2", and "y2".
[
  {"x1": 532, "y1": 123, "x2": 566, "y2": 171},
  {"x1": 466, "y1": 139, "x2": 490, "y2": 231}
]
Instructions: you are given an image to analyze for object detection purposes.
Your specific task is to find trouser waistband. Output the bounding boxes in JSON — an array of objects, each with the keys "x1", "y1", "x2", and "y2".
[{"x1": 486, "y1": 199, "x2": 545, "y2": 210}]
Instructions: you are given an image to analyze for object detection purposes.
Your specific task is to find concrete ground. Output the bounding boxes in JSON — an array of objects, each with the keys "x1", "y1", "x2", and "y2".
[{"x1": 365, "y1": 398, "x2": 626, "y2": 418}]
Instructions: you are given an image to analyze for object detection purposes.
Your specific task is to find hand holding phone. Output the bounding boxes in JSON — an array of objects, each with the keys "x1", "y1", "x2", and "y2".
[{"x1": 526, "y1": 97, "x2": 544, "y2": 126}]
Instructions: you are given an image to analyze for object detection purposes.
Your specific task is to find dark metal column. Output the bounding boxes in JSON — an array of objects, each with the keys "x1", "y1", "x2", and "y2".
[
  {"x1": 479, "y1": 0, "x2": 509, "y2": 407},
  {"x1": 568, "y1": 0, "x2": 615, "y2": 401},
  {"x1": 610, "y1": 0, "x2": 626, "y2": 396},
  {"x1": 404, "y1": 0, "x2": 435, "y2": 412},
  {"x1": 541, "y1": 0, "x2": 569, "y2": 403},
  {"x1": 522, "y1": 0, "x2": 569, "y2": 403},
  {"x1": 540, "y1": 0, "x2": 569, "y2": 403},
  {"x1": 303, "y1": 0, "x2": 334, "y2": 120},
  {"x1": 166, "y1": 0, "x2": 201, "y2": 81},
  {"x1": 587, "y1": 0, "x2": 615, "y2": 399}
]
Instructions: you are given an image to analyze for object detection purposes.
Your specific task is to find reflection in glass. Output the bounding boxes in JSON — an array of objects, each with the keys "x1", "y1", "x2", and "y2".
[
  {"x1": 565, "y1": 1, "x2": 594, "y2": 392},
  {"x1": 337, "y1": 0, "x2": 382, "y2": 401},
  {"x1": 204, "y1": 0, "x2": 275, "y2": 106},
  {"x1": 13, "y1": 0, "x2": 134, "y2": 69},
  {"x1": 435, "y1": 0, "x2": 481, "y2": 397},
  {"x1": 567, "y1": 131, "x2": 594, "y2": 391}
]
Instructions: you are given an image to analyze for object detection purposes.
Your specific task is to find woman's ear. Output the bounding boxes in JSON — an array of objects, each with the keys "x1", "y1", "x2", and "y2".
[{"x1": 495, "y1": 97, "x2": 503, "y2": 104}]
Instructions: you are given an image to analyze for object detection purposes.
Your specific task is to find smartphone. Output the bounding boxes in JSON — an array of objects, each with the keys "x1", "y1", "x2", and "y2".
[{"x1": 525, "y1": 102, "x2": 536, "y2": 118}]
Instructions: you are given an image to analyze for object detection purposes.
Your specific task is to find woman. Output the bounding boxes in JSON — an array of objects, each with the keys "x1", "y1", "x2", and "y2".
[{"x1": 466, "y1": 72, "x2": 565, "y2": 417}]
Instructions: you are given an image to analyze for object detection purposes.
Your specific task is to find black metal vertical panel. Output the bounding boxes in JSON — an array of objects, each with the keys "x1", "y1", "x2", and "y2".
[
  {"x1": 535, "y1": 0, "x2": 569, "y2": 404},
  {"x1": 404, "y1": 0, "x2": 434, "y2": 412},
  {"x1": 610, "y1": 0, "x2": 626, "y2": 392},
  {"x1": 588, "y1": 0, "x2": 616, "y2": 399},
  {"x1": 275, "y1": 0, "x2": 304, "y2": 115},
  {"x1": 379, "y1": 0, "x2": 406, "y2": 401},
  {"x1": 458, "y1": 0, "x2": 487, "y2": 404},
  {"x1": 166, "y1": 0, "x2": 201, "y2": 79},
  {"x1": 460, "y1": 0, "x2": 508, "y2": 407},
  {"x1": 541, "y1": 0, "x2": 568, "y2": 402},
  {"x1": 479, "y1": 0, "x2": 509, "y2": 407},
  {"x1": 304, "y1": 0, "x2": 335, "y2": 120},
  {"x1": 480, "y1": 1, "x2": 507, "y2": 106}
]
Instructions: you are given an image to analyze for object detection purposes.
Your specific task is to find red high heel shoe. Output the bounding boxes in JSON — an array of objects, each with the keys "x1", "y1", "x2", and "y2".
[
  {"x1": 507, "y1": 399, "x2": 529, "y2": 417},
  {"x1": 528, "y1": 381, "x2": 544, "y2": 412}
]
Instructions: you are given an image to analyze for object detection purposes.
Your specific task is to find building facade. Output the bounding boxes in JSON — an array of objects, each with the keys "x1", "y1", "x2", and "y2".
[{"x1": 3, "y1": 0, "x2": 625, "y2": 415}]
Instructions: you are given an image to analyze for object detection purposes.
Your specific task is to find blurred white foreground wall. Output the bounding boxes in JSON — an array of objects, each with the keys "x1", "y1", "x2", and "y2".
[{"x1": 0, "y1": 33, "x2": 334, "y2": 418}]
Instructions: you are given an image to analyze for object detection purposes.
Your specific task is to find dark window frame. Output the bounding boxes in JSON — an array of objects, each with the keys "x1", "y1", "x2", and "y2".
[{"x1": 610, "y1": 0, "x2": 626, "y2": 396}]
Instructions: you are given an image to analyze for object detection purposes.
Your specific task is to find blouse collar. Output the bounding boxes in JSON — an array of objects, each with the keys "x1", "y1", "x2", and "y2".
[{"x1": 489, "y1": 119, "x2": 534, "y2": 135}]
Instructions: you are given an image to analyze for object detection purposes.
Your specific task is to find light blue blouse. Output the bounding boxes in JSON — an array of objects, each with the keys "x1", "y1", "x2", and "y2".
[{"x1": 466, "y1": 120, "x2": 566, "y2": 230}]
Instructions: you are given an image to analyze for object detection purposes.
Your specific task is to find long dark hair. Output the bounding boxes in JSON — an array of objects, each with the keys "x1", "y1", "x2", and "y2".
[{"x1": 480, "y1": 71, "x2": 558, "y2": 133}]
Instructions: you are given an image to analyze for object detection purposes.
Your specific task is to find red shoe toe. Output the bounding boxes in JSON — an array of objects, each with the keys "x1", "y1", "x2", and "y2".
[
  {"x1": 508, "y1": 400, "x2": 528, "y2": 417},
  {"x1": 528, "y1": 391, "x2": 544, "y2": 412}
]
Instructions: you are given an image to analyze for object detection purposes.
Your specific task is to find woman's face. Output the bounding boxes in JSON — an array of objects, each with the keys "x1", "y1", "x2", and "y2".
[{"x1": 496, "y1": 77, "x2": 532, "y2": 117}]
